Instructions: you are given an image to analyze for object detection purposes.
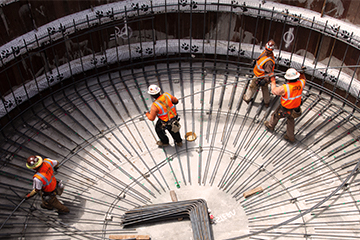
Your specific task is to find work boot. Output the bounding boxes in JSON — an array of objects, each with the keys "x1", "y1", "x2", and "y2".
[
  {"x1": 57, "y1": 206, "x2": 70, "y2": 214},
  {"x1": 41, "y1": 203, "x2": 54, "y2": 210},
  {"x1": 48, "y1": 196, "x2": 70, "y2": 213},
  {"x1": 242, "y1": 96, "x2": 251, "y2": 104},
  {"x1": 264, "y1": 121, "x2": 274, "y2": 132},
  {"x1": 176, "y1": 141, "x2": 183, "y2": 147},
  {"x1": 156, "y1": 141, "x2": 169, "y2": 147},
  {"x1": 284, "y1": 134, "x2": 295, "y2": 143}
]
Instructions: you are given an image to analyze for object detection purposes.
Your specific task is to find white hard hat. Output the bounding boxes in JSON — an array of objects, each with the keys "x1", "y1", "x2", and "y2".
[
  {"x1": 265, "y1": 40, "x2": 275, "y2": 51},
  {"x1": 147, "y1": 85, "x2": 161, "y2": 95},
  {"x1": 284, "y1": 68, "x2": 300, "y2": 80}
]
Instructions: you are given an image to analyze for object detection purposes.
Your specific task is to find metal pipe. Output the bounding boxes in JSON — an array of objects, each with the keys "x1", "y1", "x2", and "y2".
[{"x1": 0, "y1": 198, "x2": 25, "y2": 230}]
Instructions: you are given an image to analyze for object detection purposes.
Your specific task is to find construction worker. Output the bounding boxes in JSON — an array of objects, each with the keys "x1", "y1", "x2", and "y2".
[
  {"x1": 146, "y1": 85, "x2": 183, "y2": 147},
  {"x1": 264, "y1": 67, "x2": 306, "y2": 142},
  {"x1": 24, "y1": 155, "x2": 69, "y2": 213},
  {"x1": 243, "y1": 40, "x2": 276, "y2": 107}
]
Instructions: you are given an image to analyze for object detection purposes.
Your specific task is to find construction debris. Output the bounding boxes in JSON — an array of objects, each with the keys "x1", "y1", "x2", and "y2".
[
  {"x1": 243, "y1": 186, "x2": 263, "y2": 198},
  {"x1": 170, "y1": 190, "x2": 178, "y2": 202},
  {"x1": 170, "y1": 190, "x2": 183, "y2": 221},
  {"x1": 109, "y1": 235, "x2": 150, "y2": 240}
]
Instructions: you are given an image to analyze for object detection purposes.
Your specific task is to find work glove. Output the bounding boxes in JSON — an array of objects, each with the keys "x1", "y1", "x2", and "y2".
[
  {"x1": 54, "y1": 166, "x2": 59, "y2": 172},
  {"x1": 250, "y1": 60, "x2": 256, "y2": 68},
  {"x1": 298, "y1": 66, "x2": 307, "y2": 73}
]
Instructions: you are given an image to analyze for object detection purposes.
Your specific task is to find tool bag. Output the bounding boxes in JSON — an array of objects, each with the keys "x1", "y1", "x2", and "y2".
[
  {"x1": 291, "y1": 107, "x2": 302, "y2": 118},
  {"x1": 278, "y1": 106, "x2": 302, "y2": 119},
  {"x1": 277, "y1": 106, "x2": 291, "y2": 118},
  {"x1": 167, "y1": 116, "x2": 181, "y2": 133}
]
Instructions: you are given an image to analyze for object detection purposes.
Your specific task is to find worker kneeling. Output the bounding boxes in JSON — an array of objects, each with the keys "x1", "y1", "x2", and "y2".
[
  {"x1": 146, "y1": 85, "x2": 183, "y2": 147},
  {"x1": 264, "y1": 67, "x2": 306, "y2": 143},
  {"x1": 25, "y1": 155, "x2": 69, "y2": 213}
]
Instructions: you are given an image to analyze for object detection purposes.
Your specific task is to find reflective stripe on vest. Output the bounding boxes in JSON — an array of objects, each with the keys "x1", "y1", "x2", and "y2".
[
  {"x1": 46, "y1": 158, "x2": 56, "y2": 167},
  {"x1": 153, "y1": 93, "x2": 177, "y2": 122},
  {"x1": 153, "y1": 102, "x2": 166, "y2": 116},
  {"x1": 281, "y1": 79, "x2": 305, "y2": 109},
  {"x1": 36, "y1": 172, "x2": 53, "y2": 186},
  {"x1": 34, "y1": 159, "x2": 57, "y2": 192},
  {"x1": 253, "y1": 52, "x2": 275, "y2": 77}
]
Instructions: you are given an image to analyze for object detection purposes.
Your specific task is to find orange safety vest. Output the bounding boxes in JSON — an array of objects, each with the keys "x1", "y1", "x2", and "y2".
[
  {"x1": 33, "y1": 159, "x2": 57, "y2": 193},
  {"x1": 281, "y1": 79, "x2": 305, "y2": 109},
  {"x1": 153, "y1": 93, "x2": 177, "y2": 122},
  {"x1": 253, "y1": 51, "x2": 275, "y2": 77}
]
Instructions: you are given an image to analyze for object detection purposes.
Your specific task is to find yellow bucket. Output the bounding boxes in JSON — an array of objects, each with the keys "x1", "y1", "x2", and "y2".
[{"x1": 185, "y1": 132, "x2": 197, "y2": 142}]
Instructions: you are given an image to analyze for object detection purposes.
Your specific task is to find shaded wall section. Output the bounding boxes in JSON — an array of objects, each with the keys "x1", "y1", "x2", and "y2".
[
  {"x1": 269, "y1": 0, "x2": 360, "y2": 24},
  {"x1": 0, "y1": 0, "x2": 121, "y2": 44},
  {"x1": 1, "y1": 1, "x2": 360, "y2": 126},
  {"x1": 1, "y1": 12, "x2": 360, "y2": 97}
]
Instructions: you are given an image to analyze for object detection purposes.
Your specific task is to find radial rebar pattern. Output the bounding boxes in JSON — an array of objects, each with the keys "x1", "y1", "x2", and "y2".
[{"x1": 1, "y1": 1, "x2": 360, "y2": 240}]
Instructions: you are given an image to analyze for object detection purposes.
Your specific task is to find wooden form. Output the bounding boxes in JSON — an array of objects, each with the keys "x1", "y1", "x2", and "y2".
[
  {"x1": 170, "y1": 190, "x2": 178, "y2": 202},
  {"x1": 109, "y1": 235, "x2": 150, "y2": 240},
  {"x1": 170, "y1": 190, "x2": 183, "y2": 220},
  {"x1": 243, "y1": 186, "x2": 263, "y2": 198}
]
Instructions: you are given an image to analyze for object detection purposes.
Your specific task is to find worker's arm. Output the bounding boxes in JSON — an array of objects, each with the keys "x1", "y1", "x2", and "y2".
[
  {"x1": 145, "y1": 104, "x2": 159, "y2": 121},
  {"x1": 299, "y1": 72, "x2": 306, "y2": 83},
  {"x1": 52, "y1": 160, "x2": 59, "y2": 168},
  {"x1": 263, "y1": 61, "x2": 274, "y2": 83},
  {"x1": 271, "y1": 78, "x2": 285, "y2": 96},
  {"x1": 25, "y1": 178, "x2": 42, "y2": 199},
  {"x1": 171, "y1": 95, "x2": 179, "y2": 105},
  {"x1": 25, "y1": 188, "x2": 40, "y2": 199},
  {"x1": 53, "y1": 160, "x2": 59, "y2": 171},
  {"x1": 46, "y1": 158, "x2": 59, "y2": 171},
  {"x1": 297, "y1": 66, "x2": 307, "y2": 85}
]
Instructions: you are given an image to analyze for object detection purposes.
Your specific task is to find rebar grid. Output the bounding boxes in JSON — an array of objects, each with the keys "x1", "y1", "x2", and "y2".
[{"x1": 0, "y1": 62, "x2": 359, "y2": 240}]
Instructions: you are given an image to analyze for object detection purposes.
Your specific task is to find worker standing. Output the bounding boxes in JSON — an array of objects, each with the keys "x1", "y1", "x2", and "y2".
[
  {"x1": 24, "y1": 155, "x2": 69, "y2": 213},
  {"x1": 146, "y1": 85, "x2": 183, "y2": 147},
  {"x1": 243, "y1": 40, "x2": 276, "y2": 107},
  {"x1": 264, "y1": 67, "x2": 306, "y2": 142}
]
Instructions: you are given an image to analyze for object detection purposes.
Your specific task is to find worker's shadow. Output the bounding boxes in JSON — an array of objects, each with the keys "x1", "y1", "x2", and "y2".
[
  {"x1": 56, "y1": 196, "x2": 86, "y2": 222},
  {"x1": 296, "y1": 134, "x2": 315, "y2": 149}
]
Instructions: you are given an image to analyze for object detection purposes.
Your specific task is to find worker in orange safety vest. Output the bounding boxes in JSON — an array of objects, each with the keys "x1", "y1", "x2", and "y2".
[
  {"x1": 264, "y1": 67, "x2": 306, "y2": 142},
  {"x1": 243, "y1": 40, "x2": 276, "y2": 107},
  {"x1": 24, "y1": 155, "x2": 69, "y2": 213},
  {"x1": 146, "y1": 85, "x2": 183, "y2": 147}
]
